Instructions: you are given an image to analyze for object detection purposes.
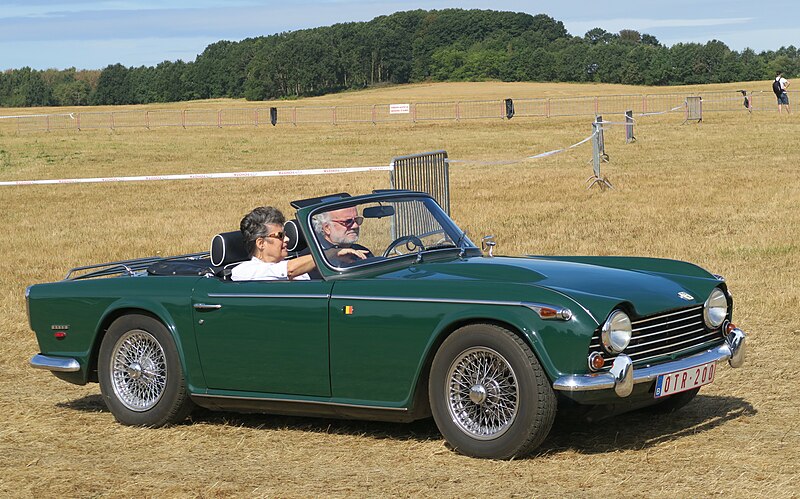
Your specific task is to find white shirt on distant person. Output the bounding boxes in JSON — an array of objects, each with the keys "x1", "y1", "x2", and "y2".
[{"x1": 231, "y1": 257, "x2": 310, "y2": 281}]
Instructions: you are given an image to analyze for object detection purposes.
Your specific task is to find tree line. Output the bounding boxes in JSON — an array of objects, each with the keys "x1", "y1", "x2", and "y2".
[{"x1": 2, "y1": 9, "x2": 798, "y2": 107}]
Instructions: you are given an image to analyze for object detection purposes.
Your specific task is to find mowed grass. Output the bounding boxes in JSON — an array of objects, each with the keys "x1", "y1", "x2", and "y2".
[{"x1": 1, "y1": 81, "x2": 799, "y2": 497}]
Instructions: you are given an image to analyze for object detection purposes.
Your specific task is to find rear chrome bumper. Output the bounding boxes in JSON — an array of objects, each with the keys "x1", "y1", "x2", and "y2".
[
  {"x1": 553, "y1": 328, "x2": 746, "y2": 397},
  {"x1": 30, "y1": 354, "x2": 81, "y2": 372}
]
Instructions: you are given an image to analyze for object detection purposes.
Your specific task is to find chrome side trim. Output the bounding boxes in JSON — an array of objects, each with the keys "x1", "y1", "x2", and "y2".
[
  {"x1": 553, "y1": 328, "x2": 746, "y2": 394},
  {"x1": 29, "y1": 354, "x2": 81, "y2": 372},
  {"x1": 194, "y1": 393, "x2": 408, "y2": 411},
  {"x1": 207, "y1": 293, "x2": 330, "y2": 299},
  {"x1": 332, "y1": 295, "x2": 572, "y2": 321}
]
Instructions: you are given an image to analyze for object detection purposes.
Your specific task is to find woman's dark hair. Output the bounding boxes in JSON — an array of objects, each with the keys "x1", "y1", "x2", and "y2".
[{"x1": 240, "y1": 206, "x2": 285, "y2": 257}]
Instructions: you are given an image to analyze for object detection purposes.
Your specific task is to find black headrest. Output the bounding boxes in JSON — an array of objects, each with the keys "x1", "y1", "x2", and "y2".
[
  {"x1": 284, "y1": 219, "x2": 307, "y2": 254},
  {"x1": 210, "y1": 231, "x2": 249, "y2": 267}
]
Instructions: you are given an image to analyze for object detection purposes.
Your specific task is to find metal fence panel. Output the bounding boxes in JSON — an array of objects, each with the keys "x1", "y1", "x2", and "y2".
[
  {"x1": 373, "y1": 104, "x2": 414, "y2": 123},
  {"x1": 13, "y1": 116, "x2": 45, "y2": 132},
  {"x1": 643, "y1": 94, "x2": 687, "y2": 115},
  {"x1": 184, "y1": 109, "x2": 219, "y2": 127},
  {"x1": 77, "y1": 112, "x2": 113, "y2": 129},
  {"x1": 38, "y1": 114, "x2": 76, "y2": 131},
  {"x1": 596, "y1": 95, "x2": 645, "y2": 116},
  {"x1": 415, "y1": 101, "x2": 459, "y2": 121},
  {"x1": 458, "y1": 100, "x2": 505, "y2": 120},
  {"x1": 256, "y1": 108, "x2": 275, "y2": 126},
  {"x1": 110, "y1": 111, "x2": 147, "y2": 128},
  {"x1": 332, "y1": 105, "x2": 374, "y2": 124},
  {"x1": 292, "y1": 106, "x2": 335, "y2": 124},
  {"x1": 220, "y1": 108, "x2": 258, "y2": 127},
  {"x1": 685, "y1": 96, "x2": 703, "y2": 121},
  {"x1": 548, "y1": 96, "x2": 599, "y2": 117},
  {"x1": 513, "y1": 98, "x2": 549, "y2": 117},
  {"x1": 390, "y1": 150, "x2": 450, "y2": 240},
  {"x1": 147, "y1": 110, "x2": 184, "y2": 127},
  {"x1": 390, "y1": 150, "x2": 450, "y2": 214}
]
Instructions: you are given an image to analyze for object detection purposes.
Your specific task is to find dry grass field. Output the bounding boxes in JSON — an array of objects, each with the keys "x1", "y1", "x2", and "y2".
[{"x1": 1, "y1": 81, "x2": 799, "y2": 497}]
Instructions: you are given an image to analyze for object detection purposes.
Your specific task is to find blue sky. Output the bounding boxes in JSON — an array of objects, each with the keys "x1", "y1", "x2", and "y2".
[{"x1": 2, "y1": 0, "x2": 797, "y2": 71}]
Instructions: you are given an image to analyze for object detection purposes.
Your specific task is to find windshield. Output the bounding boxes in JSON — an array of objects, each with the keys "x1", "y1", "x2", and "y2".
[{"x1": 308, "y1": 195, "x2": 476, "y2": 270}]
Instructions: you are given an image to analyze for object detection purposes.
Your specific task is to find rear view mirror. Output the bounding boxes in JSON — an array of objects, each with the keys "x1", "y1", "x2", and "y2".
[{"x1": 363, "y1": 205, "x2": 395, "y2": 219}]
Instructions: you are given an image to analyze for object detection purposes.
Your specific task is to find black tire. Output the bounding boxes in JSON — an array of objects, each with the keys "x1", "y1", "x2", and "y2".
[
  {"x1": 429, "y1": 323, "x2": 556, "y2": 459},
  {"x1": 647, "y1": 387, "x2": 700, "y2": 414},
  {"x1": 98, "y1": 314, "x2": 194, "y2": 427}
]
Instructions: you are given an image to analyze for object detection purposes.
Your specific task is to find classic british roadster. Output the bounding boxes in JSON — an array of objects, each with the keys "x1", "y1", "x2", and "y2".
[{"x1": 28, "y1": 190, "x2": 746, "y2": 459}]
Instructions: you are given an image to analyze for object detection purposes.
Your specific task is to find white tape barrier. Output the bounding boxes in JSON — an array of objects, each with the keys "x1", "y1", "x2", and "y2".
[
  {"x1": 0, "y1": 165, "x2": 393, "y2": 187},
  {"x1": 640, "y1": 105, "x2": 684, "y2": 117},
  {"x1": 449, "y1": 130, "x2": 596, "y2": 166},
  {"x1": 0, "y1": 113, "x2": 75, "y2": 120},
  {"x1": 527, "y1": 131, "x2": 597, "y2": 159}
]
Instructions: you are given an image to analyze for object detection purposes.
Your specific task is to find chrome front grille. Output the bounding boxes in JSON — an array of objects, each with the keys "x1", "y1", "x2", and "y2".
[{"x1": 589, "y1": 305, "x2": 725, "y2": 368}]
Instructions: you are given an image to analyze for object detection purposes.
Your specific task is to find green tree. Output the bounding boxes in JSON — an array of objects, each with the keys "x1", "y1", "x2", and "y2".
[
  {"x1": 53, "y1": 80, "x2": 91, "y2": 106},
  {"x1": 92, "y1": 64, "x2": 132, "y2": 105},
  {"x1": 585, "y1": 28, "x2": 615, "y2": 45}
]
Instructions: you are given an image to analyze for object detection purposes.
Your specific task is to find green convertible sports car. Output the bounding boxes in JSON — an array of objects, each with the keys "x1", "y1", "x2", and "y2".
[{"x1": 27, "y1": 190, "x2": 746, "y2": 459}]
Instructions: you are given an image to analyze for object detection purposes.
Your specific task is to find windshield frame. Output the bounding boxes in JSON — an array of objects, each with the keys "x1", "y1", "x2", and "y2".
[{"x1": 301, "y1": 192, "x2": 478, "y2": 276}]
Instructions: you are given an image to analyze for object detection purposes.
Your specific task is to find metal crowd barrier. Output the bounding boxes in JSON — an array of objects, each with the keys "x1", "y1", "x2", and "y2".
[{"x1": 2, "y1": 89, "x2": 794, "y2": 132}]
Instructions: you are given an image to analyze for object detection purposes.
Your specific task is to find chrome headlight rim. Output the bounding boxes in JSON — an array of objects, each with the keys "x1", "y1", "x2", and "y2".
[
  {"x1": 601, "y1": 310, "x2": 632, "y2": 354},
  {"x1": 704, "y1": 287, "x2": 728, "y2": 329}
]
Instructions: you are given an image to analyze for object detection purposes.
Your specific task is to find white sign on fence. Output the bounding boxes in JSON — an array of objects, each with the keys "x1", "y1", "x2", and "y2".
[{"x1": 389, "y1": 104, "x2": 411, "y2": 114}]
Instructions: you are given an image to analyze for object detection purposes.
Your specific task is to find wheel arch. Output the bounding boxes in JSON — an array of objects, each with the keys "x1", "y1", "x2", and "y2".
[
  {"x1": 407, "y1": 313, "x2": 551, "y2": 419},
  {"x1": 88, "y1": 302, "x2": 184, "y2": 383}
]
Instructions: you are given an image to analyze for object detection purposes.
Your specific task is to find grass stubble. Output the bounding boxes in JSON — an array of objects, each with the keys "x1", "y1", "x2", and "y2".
[{"x1": 0, "y1": 81, "x2": 798, "y2": 497}]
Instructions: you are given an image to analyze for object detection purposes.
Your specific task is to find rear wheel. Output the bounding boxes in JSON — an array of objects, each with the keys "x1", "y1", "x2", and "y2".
[
  {"x1": 98, "y1": 314, "x2": 194, "y2": 426},
  {"x1": 429, "y1": 323, "x2": 556, "y2": 459}
]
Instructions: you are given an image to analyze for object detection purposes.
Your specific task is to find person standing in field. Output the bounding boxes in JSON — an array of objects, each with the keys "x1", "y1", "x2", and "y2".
[{"x1": 774, "y1": 71, "x2": 791, "y2": 114}]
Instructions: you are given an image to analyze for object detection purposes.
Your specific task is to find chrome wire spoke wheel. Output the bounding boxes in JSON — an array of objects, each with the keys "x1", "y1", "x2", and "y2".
[
  {"x1": 109, "y1": 329, "x2": 167, "y2": 412},
  {"x1": 446, "y1": 347, "x2": 519, "y2": 440}
]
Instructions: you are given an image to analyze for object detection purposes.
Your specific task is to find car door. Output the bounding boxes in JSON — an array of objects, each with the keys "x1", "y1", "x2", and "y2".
[
  {"x1": 191, "y1": 277, "x2": 332, "y2": 397},
  {"x1": 328, "y1": 278, "x2": 445, "y2": 405}
]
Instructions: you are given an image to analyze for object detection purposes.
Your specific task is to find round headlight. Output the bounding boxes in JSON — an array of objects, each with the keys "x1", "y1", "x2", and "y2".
[
  {"x1": 704, "y1": 288, "x2": 728, "y2": 328},
  {"x1": 601, "y1": 310, "x2": 632, "y2": 353}
]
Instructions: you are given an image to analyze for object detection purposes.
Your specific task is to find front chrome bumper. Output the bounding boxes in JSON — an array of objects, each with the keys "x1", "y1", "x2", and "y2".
[
  {"x1": 553, "y1": 328, "x2": 746, "y2": 397},
  {"x1": 29, "y1": 354, "x2": 81, "y2": 372}
]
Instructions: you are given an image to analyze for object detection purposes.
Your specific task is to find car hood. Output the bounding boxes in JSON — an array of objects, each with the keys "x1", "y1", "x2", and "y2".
[{"x1": 411, "y1": 254, "x2": 720, "y2": 319}]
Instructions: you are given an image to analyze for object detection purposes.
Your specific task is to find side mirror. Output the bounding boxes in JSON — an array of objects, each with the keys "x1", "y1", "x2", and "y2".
[
  {"x1": 363, "y1": 205, "x2": 395, "y2": 219},
  {"x1": 481, "y1": 235, "x2": 497, "y2": 257}
]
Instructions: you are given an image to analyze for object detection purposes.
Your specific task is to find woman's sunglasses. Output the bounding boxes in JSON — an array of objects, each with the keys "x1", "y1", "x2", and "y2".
[{"x1": 262, "y1": 231, "x2": 285, "y2": 241}]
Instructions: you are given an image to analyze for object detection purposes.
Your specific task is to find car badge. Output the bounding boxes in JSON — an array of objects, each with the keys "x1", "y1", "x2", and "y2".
[{"x1": 678, "y1": 292, "x2": 694, "y2": 301}]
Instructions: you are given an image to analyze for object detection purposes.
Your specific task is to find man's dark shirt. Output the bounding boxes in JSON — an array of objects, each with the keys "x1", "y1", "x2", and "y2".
[{"x1": 298, "y1": 239, "x2": 374, "y2": 279}]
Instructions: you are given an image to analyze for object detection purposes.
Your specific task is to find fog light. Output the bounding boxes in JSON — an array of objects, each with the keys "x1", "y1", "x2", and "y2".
[{"x1": 588, "y1": 352, "x2": 605, "y2": 371}]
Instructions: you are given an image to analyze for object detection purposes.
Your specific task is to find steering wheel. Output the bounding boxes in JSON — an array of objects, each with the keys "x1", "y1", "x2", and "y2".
[{"x1": 383, "y1": 235, "x2": 425, "y2": 257}]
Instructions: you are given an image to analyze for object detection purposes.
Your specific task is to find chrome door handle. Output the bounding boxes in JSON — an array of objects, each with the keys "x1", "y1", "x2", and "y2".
[{"x1": 193, "y1": 303, "x2": 222, "y2": 310}]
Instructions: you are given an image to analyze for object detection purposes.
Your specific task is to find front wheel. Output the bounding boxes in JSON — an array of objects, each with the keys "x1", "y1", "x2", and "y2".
[
  {"x1": 429, "y1": 324, "x2": 556, "y2": 459},
  {"x1": 98, "y1": 314, "x2": 194, "y2": 427}
]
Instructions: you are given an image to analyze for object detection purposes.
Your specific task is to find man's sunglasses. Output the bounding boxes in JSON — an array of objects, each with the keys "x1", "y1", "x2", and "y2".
[{"x1": 331, "y1": 217, "x2": 364, "y2": 228}]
